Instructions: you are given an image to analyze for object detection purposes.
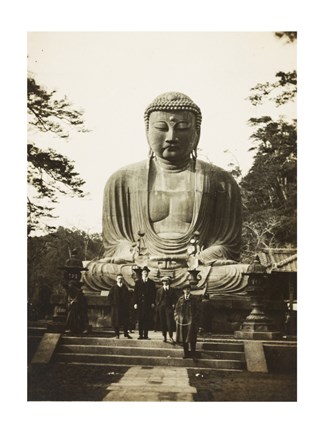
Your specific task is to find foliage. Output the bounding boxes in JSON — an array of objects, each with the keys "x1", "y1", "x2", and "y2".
[
  {"x1": 240, "y1": 71, "x2": 297, "y2": 260},
  {"x1": 275, "y1": 32, "x2": 297, "y2": 43},
  {"x1": 248, "y1": 71, "x2": 297, "y2": 107},
  {"x1": 28, "y1": 227, "x2": 103, "y2": 317},
  {"x1": 27, "y1": 76, "x2": 89, "y2": 235},
  {"x1": 224, "y1": 149, "x2": 243, "y2": 182}
]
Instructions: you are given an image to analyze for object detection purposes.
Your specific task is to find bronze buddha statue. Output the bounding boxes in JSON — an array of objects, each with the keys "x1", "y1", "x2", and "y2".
[{"x1": 83, "y1": 92, "x2": 248, "y2": 296}]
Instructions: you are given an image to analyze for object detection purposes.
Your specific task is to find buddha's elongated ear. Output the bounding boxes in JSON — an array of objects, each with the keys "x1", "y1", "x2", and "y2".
[
  {"x1": 193, "y1": 128, "x2": 200, "y2": 149},
  {"x1": 145, "y1": 126, "x2": 152, "y2": 157},
  {"x1": 148, "y1": 148, "x2": 155, "y2": 159},
  {"x1": 191, "y1": 128, "x2": 200, "y2": 157},
  {"x1": 145, "y1": 126, "x2": 150, "y2": 141},
  {"x1": 190, "y1": 128, "x2": 200, "y2": 162}
]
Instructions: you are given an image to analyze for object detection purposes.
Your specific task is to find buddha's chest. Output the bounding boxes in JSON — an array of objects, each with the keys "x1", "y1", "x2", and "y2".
[
  {"x1": 148, "y1": 170, "x2": 195, "y2": 233},
  {"x1": 149, "y1": 190, "x2": 194, "y2": 217}
]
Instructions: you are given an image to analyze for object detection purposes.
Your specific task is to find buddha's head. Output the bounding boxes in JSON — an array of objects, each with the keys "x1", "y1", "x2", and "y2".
[{"x1": 144, "y1": 92, "x2": 202, "y2": 163}]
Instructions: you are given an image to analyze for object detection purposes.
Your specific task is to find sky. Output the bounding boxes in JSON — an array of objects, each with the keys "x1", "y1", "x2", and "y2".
[{"x1": 27, "y1": 31, "x2": 296, "y2": 234}]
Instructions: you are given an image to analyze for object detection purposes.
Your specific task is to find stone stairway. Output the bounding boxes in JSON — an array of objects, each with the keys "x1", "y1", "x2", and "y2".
[
  {"x1": 28, "y1": 321, "x2": 48, "y2": 363},
  {"x1": 53, "y1": 335, "x2": 246, "y2": 371}
]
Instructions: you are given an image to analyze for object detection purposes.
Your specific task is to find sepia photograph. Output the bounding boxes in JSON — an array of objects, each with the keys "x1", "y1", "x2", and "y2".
[
  {"x1": 2, "y1": 0, "x2": 322, "y2": 429},
  {"x1": 27, "y1": 30, "x2": 298, "y2": 403}
]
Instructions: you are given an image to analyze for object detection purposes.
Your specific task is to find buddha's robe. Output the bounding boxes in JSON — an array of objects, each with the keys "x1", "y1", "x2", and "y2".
[{"x1": 83, "y1": 158, "x2": 248, "y2": 295}]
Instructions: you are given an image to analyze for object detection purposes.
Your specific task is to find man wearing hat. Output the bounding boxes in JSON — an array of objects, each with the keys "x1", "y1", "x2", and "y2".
[
  {"x1": 65, "y1": 280, "x2": 89, "y2": 334},
  {"x1": 174, "y1": 285, "x2": 200, "y2": 359},
  {"x1": 133, "y1": 267, "x2": 156, "y2": 340},
  {"x1": 155, "y1": 277, "x2": 176, "y2": 343},
  {"x1": 108, "y1": 274, "x2": 132, "y2": 339}
]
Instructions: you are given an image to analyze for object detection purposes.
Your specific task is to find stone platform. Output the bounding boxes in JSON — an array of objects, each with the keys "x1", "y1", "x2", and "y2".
[
  {"x1": 54, "y1": 332, "x2": 247, "y2": 371},
  {"x1": 28, "y1": 324, "x2": 297, "y2": 376},
  {"x1": 50, "y1": 292, "x2": 287, "y2": 333}
]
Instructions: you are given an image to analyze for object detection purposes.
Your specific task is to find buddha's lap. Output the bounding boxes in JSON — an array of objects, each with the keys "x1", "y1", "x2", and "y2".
[{"x1": 82, "y1": 259, "x2": 249, "y2": 294}]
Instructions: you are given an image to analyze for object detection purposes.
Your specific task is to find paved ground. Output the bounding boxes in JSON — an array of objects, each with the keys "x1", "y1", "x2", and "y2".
[
  {"x1": 103, "y1": 365, "x2": 196, "y2": 401},
  {"x1": 188, "y1": 369, "x2": 296, "y2": 401},
  {"x1": 28, "y1": 325, "x2": 297, "y2": 402},
  {"x1": 28, "y1": 363, "x2": 296, "y2": 402}
]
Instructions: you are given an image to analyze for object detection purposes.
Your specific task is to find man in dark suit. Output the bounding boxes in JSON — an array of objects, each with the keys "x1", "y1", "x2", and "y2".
[
  {"x1": 155, "y1": 277, "x2": 176, "y2": 343},
  {"x1": 134, "y1": 266, "x2": 156, "y2": 340},
  {"x1": 174, "y1": 286, "x2": 200, "y2": 359},
  {"x1": 65, "y1": 280, "x2": 89, "y2": 334},
  {"x1": 108, "y1": 274, "x2": 132, "y2": 339}
]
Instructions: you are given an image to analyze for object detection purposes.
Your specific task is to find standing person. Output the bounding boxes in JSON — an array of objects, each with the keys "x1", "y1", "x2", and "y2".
[
  {"x1": 155, "y1": 277, "x2": 176, "y2": 343},
  {"x1": 134, "y1": 267, "x2": 156, "y2": 340},
  {"x1": 65, "y1": 280, "x2": 89, "y2": 334},
  {"x1": 174, "y1": 286, "x2": 200, "y2": 359},
  {"x1": 108, "y1": 274, "x2": 132, "y2": 339}
]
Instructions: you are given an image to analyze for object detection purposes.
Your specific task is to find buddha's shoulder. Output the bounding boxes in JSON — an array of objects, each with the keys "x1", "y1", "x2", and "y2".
[
  {"x1": 196, "y1": 160, "x2": 234, "y2": 180},
  {"x1": 107, "y1": 160, "x2": 148, "y2": 180},
  {"x1": 104, "y1": 160, "x2": 148, "y2": 190}
]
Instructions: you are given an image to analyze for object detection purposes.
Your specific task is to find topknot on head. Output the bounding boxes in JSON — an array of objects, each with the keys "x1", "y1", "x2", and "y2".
[{"x1": 144, "y1": 92, "x2": 202, "y2": 131}]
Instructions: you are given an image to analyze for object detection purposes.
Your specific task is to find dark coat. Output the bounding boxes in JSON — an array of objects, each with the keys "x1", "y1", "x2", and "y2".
[
  {"x1": 155, "y1": 287, "x2": 176, "y2": 334},
  {"x1": 108, "y1": 284, "x2": 130, "y2": 328},
  {"x1": 66, "y1": 290, "x2": 88, "y2": 333},
  {"x1": 134, "y1": 278, "x2": 156, "y2": 321},
  {"x1": 155, "y1": 287, "x2": 176, "y2": 309},
  {"x1": 174, "y1": 294, "x2": 200, "y2": 344}
]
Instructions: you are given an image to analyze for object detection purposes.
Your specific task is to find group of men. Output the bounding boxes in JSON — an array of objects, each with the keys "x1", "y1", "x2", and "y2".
[{"x1": 108, "y1": 267, "x2": 200, "y2": 359}]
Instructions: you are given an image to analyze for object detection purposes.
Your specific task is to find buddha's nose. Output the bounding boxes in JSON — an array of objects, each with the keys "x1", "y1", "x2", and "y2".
[{"x1": 165, "y1": 127, "x2": 178, "y2": 143}]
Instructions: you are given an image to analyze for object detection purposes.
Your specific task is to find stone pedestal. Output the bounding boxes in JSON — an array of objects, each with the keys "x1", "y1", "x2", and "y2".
[
  {"x1": 49, "y1": 290, "x2": 286, "y2": 334},
  {"x1": 203, "y1": 296, "x2": 285, "y2": 334},
  {"x1": 234, "y1": 300, "x2": 281, "y2": 339},
  {"x1": 234, "y1": 330, "x2": 281, "y2": 340},
  {"x1": 234, "y1": 258, "x2": 281, "y2": 340},
  {"x1": 234, "y1": 293, "x2": 281, "y2": 339}
]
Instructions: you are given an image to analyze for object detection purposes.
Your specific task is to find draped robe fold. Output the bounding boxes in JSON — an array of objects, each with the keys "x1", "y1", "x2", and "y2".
[{"x1": 83, "y1": 158, "x2": 248, "y2": 295}]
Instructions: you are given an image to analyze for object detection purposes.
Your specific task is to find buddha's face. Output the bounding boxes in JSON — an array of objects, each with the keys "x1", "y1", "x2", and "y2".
[{"x1": 147, "y1": 111, "x2": 199, "y2": 163}]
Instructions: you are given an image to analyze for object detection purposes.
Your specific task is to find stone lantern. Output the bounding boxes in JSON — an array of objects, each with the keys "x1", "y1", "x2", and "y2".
[
  {"x1": 59, "y1": 249, "x2": 88, "y2": 288},
  {"x1": 234, "y1": 256, "x2": 280, "y2": 340},
  {"x1": 51, "y1": 250, "x2": 88, "y2": 332}
]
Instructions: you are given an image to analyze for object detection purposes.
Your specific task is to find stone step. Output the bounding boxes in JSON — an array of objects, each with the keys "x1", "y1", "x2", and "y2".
[
  {"x1": 52, "y1": 315, "x2": 66, "y2": 323},
  {"x1": 199, "y1": 341, "x2": 244, "y2": 352},
  {"x1": 28, "y1": 335, "x2": 43, "y2": 342},
  {"x1": 47, "y1": 323, "x2": 66, "y2": 332},
  {"x1": 57, "y1": 344, "x2": 245, "y2": 361},
  {"x1": 59, "y1": 336, "x2": 244, "y2": 352},
  {"x1": 54, "y1": 352, "x2": 245, "y2": 370},
  {"x1": 54, "y1": 335, "x2": 246, "y2": 370},
  {"x1": 28, "y1": 326, "x2": 47, "y2": 337}
]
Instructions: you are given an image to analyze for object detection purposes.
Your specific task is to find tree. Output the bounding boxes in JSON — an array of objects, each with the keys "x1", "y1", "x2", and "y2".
[
  {"x1": 28, "y1": 227, "x2": 102, "y2": 316},
  {"x1": 248, "y1": 71, "x2": 297, "y2": 107},
  {"x1": 27, "y1": 76, "x2": 89, "y2": 235},
  {"x1": 241, "y1": 69, "x2": 297, "y2": 258},
  {"x1": 275, "y1": 32, "x2": 297, "y2": 43}
]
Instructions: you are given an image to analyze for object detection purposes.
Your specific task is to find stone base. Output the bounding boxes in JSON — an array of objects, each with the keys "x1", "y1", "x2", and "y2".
[
  {"x1": 234, "y1": 330, "x2": 281, "y2": 340},
  {"x1": 201, "y1": 296, "x2": 286, "y2": 334},
  {"x1": 50, "y1": 291, "x2": 287, "y2": 333},
  {"x1": 51, "y1": 292, "x2": 115, "y2": 329}
]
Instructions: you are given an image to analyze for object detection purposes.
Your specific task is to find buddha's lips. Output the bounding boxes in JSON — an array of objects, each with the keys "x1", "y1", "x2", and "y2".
[{"x1": 164, "y1": 145, "x2": 179, "y2": 151}]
